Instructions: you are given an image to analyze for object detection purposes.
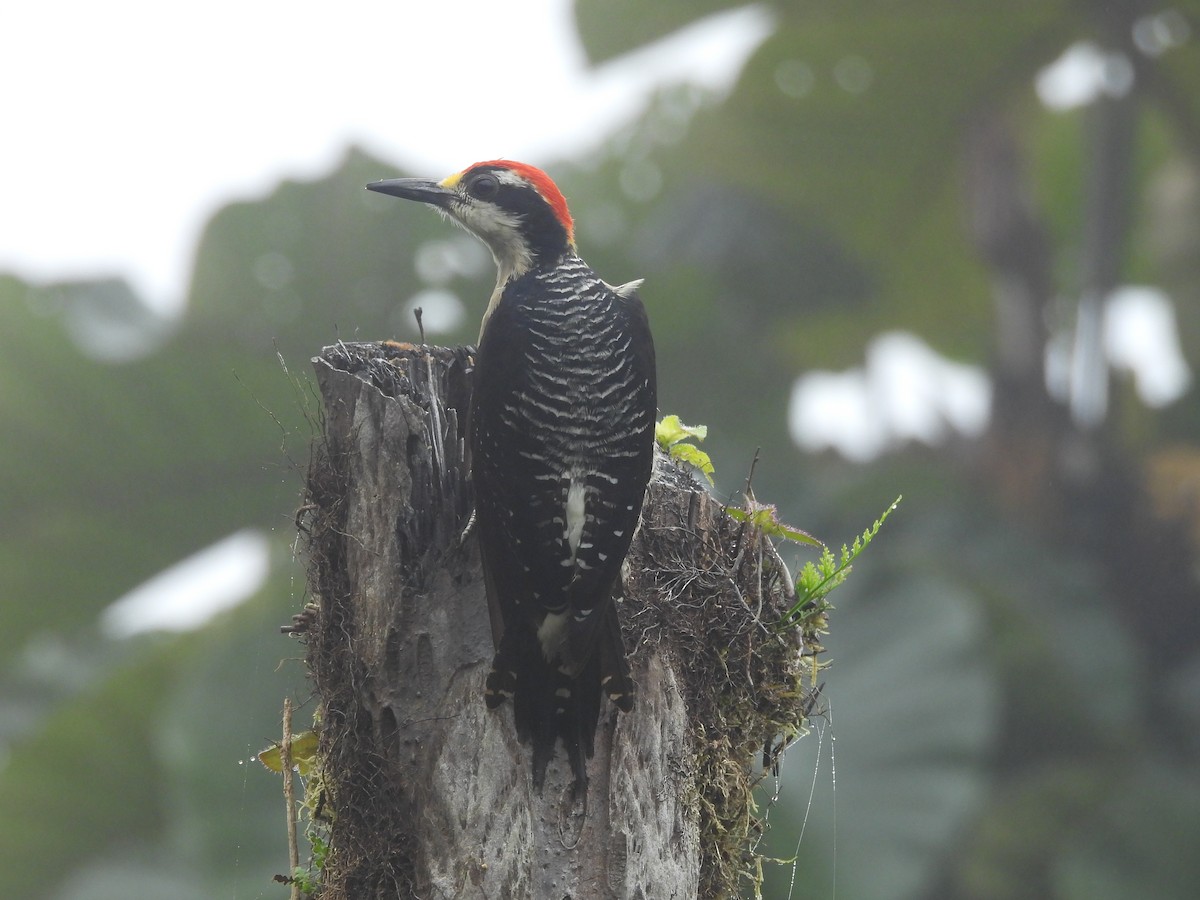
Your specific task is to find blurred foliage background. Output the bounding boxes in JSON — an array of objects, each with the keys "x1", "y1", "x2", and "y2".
[{"x1": 3, "y1": 1, "x2": 1200, "y2": 897}]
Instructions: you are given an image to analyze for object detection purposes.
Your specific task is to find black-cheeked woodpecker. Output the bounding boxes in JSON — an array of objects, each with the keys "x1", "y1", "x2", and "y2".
[{"x1": 368, "y1": 161, "x2": 657, "y2": 793}]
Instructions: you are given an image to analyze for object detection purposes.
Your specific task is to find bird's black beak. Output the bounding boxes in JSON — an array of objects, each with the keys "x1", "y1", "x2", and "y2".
[{"x1": 366, "y1": 177, "x2": 456, "y2": 208}]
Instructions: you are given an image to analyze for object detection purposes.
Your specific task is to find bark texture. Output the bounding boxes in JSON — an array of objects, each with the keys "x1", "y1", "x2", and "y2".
[{"x1": 300, "y1": 341, "x2": 813, "y2": 899}]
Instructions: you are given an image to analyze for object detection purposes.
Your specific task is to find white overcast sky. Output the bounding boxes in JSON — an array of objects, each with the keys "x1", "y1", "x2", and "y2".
[{"x1": 2, "y1": 0, "x2": 771, "y2": 314}]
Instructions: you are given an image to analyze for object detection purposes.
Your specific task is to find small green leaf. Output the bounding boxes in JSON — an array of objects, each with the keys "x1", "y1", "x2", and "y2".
[
  {"x1": 782, "y1": 496, "x2": 901, "y2": 627},
  {"x1": 258, "y1": 730, "x2": 319, "y2": 776},
  {"x1": 671, "y1": 443, "x2": 716, "y2": 485},
  {"x1": 727, "y1": 503, "x2": 824, "y2": 548},
  {"x1": 655, "y1": 414, "x2": 708, "y2": 449},
  {"x1": 656, "y1": 414, "x2": 716, "y2": 483}
]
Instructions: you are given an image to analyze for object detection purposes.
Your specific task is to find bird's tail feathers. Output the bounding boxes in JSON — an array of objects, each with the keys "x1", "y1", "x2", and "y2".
[{"x1": 487, "y1": 623, "x2": 623, "y2": 794}]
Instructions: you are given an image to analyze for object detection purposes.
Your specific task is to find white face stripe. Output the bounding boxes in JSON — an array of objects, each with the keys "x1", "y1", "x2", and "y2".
[
  {"x1": 443, "y1": 177, "x2": 536, "y2": 340},
  {"x1": 449, "y1": 202, "x2": 529, "y2": 268},
  {"x1": 494, "y1": 168, "x2": 533, "y2": 188},
  {"x1": 452, "y1": 199, "x2": 534, "y2": 339}
]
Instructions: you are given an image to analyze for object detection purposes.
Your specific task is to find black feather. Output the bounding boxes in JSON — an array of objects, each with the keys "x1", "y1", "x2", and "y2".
[{"x1": 472, "y1": 255, "x2": 655, "y2": 794}]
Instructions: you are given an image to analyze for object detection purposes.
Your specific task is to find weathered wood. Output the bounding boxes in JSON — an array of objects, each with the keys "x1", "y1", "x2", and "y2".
[{"x1": 300, "y1": 341, "x2": 813, "y2": 899}]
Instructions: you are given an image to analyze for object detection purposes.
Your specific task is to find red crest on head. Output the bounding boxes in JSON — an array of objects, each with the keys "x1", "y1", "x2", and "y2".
[{"x1": 466, "y1": 160, "x2": 574, "y2": 244}]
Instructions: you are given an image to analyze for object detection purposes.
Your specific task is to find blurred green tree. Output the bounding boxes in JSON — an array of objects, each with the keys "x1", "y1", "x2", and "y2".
[{"x1": 2, "y1": 0, "x2": 1199, "y2": 897}]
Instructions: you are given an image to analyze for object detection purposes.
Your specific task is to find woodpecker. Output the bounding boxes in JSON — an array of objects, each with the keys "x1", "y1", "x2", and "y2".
[{"x1": 368, "y1": 161, "x2": 656, "y2": 792}]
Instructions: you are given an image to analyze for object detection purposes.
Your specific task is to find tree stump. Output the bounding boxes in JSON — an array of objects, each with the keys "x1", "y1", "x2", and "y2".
[{"x1": 299, "y1": 341, "x2": 817, "y2": 899}]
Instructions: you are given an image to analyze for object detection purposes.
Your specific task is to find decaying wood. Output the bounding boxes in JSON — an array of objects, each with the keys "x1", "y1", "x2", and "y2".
[{"x1": 298, "y1": 341, "x2": 818, "y2": 899}]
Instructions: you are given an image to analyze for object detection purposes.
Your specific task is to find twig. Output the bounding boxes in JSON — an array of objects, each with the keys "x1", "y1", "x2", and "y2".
[
  {"x1": 281, "y1": 698, "x2": 300, "y2": 900},
  {"x1": 743, "y1": 448, "x2": 761, "y2": 504},
  {"x1": 729, "y1": 448, "x2": 762, "y2": 577},
  {"x1": 414, "y1": 306, "x2": 426, "y2": 345}
]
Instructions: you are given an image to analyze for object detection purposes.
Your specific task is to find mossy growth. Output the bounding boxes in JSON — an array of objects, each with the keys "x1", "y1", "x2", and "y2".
[
  {"x1": 622, "y1": 453, "x2": 827, "y2": 898},
  {"x1": 635, "y1": 424, "x2": 896, "y2": 897}
]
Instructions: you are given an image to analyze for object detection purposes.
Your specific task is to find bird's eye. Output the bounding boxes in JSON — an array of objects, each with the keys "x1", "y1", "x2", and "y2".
[{"x1": 466, "y1": 172, "x2": 500, "y2": 200}]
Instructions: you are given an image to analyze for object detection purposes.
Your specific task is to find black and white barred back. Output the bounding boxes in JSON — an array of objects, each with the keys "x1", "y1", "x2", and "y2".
[{"x1": 473, "y1": 253, "x2": 656, "y2": 790}]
